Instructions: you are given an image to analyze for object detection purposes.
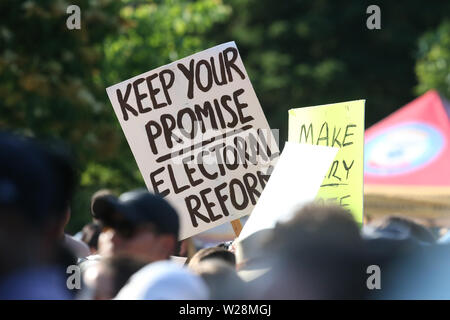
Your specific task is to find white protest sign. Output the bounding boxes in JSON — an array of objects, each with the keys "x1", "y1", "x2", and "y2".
[
  {"x1": 238, "y1": 142, "x2": 338, "y2": 241},
  {"x1": 106, "y1": 42, "x2": 279, "y2": 240}
]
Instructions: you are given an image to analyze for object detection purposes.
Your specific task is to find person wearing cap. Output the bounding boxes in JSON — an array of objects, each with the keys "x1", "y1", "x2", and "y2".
[
  {"x1": 0, "y1": 132, "x2": 73, "y2": 299},
  {"x1": 92, "y1": 189, "x2": 179, "y2": 263}
]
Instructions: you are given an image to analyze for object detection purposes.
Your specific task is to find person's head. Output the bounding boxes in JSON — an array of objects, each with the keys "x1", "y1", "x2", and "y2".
[
  {"x1": 0, "y1": 132, "x2": 63, "y2": 275},
  {"x1": 270, "y1": 203, "x2": 362, "y2": 249},
  {"x1": 363, "y1": 215, "x2": 436, "y2": 245},
  {"x1": 35, "y1": 142, "x2": 78, "y2": 241},
  {"x1": 188, "y1": 247, "x2": 236, "y2": 270},
  {"x1": 82, "y1": 256, "x2": 147, "y2": 300},
  {"x1": 90, "y1": 189, "x2": 116, "y2": 224},
  {"x1": 92, "y1": 189, "x2": 179, "y2": 263},
  {"x1": 81, "y1": 222, "x2": 102, "y2": 254},
  {"x1": 115, "y1": 260, "x2": 209, "y2": 300},
  {"x1": 190, "y1": 258, "x2": 246, "y2": 299},
  {"x1": 262, "y1": 203, "x2": 366, "y2": 299}
]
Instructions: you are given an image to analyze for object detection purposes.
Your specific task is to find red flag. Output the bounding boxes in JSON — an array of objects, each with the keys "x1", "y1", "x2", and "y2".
[{"x1": 364, "y1": 90, "x2": 450, "y2": 186}]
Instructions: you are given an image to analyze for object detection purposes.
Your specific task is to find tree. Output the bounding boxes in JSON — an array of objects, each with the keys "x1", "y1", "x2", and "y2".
[
  {"x1": 0, "y1": 0, "x2": 231, "y2": 232},
  {"x1": 2, "y1": 0, "x2": 449, "y2": 232},
  {"x1": 415, "y1": 20, "x2": 450, "y2": 99},
  {"x1": 207, "y1": 0, "x2": 450, "y2": 144},
  {"x1": 0, "y1": 0, "x2": 126, "y2": 231},
  {"x1": 102, "y1": 0, "x2": 231, "y2": 85}
]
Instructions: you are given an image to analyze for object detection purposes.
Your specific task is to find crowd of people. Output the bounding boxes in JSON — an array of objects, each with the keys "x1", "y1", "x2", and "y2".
[{"x1": 1, "y1": 131, "x2": 450, "y2": 300}]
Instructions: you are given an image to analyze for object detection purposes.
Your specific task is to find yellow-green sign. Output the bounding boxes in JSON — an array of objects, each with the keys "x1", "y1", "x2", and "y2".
[{"x1": 288, "y1": 100, "x2": 365, "y2": 223}]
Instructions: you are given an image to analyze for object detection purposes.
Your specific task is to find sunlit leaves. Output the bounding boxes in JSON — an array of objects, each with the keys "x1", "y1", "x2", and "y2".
[{"x1": 416, "y1": 20, "x2": 450, "y2": 98}]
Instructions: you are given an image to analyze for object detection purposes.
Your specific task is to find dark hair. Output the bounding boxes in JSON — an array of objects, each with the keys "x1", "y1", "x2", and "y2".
[
  {"x1": 81, "y1": 222, "x2": 102, "y2": 250},
  {"x1": 0, "y1": 132, "x2": 57, "y2": 225},
  {"x1": 42, "y1": 142, "x2": 78, "y2": 219},
  {"x1": 90, "y1": 189, "x2": 116, "y2": 219},
  {"x1": 270, "y1": 203, "x2": 362, "y2": 251},
  {"x1": 192, "y1": 259, "x2": 247, "y2": 299},
  {"x1": 372, "y1": 215, "x2": 436, "y2": 244},
  {"x1": 188, "y1": 247, "x2": 236, "y2": 269},
  {"x1": 266, "y1": 204, "x2": 367, "y2": 299}
]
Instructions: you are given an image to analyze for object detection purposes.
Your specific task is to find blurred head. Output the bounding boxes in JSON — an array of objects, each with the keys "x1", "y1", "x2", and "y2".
[
  {"x1": 270, "y1": 204, "x2": 362, "y2": 248},
  {"x1": 188, "y1": 247, "x2": 236, "y2": 270},
  {"x1": 42, "y1": 142, "x2": 77, "y2": 239},
  {"x1": 261, "y1": 204, "x2": 366, "y2": 299},
  {"x1": 363, "y1": 215, "x2": 436, "y2": 245},
  {"x1": 90, "y1": 189, "x2": 115, "y2": 224},
  {"x1": 0, "y1": 132, "x2": 64, "y2": 275},
  {"x1": 81, "y1": 222, "x2": 102, "y2": 254},
  {"x1": 82, "y1": 256, "x2": 147, "y2": 300},
  {"x1": 115, "y1": 260, "x2": 209, "y2": 300},
  {"x1": 92, "y1": 189, "x2": 179, "y2": 263},
  {"x1": 190, "y1": 258, "x2": 247, "y2": 300}
]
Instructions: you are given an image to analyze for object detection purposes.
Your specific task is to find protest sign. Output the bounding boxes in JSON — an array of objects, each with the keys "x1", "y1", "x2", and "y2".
[
  {"x1": 106, "y1": 42, "x2": 279, "y2": 240},
  {"x1": 170, "y1": 256, "x2": 188, "y2": 266},
  {"x1": 238, "y1": 142, "x2": 338, "y2": 240},
  {"x1": 288, "y1": 100, "x2": 365, "y2": 224}
]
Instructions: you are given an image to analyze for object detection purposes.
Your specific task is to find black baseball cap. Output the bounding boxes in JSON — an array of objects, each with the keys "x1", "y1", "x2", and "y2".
[{"x1": 92, "y1": 189, "x2": 179, "y2": 239}]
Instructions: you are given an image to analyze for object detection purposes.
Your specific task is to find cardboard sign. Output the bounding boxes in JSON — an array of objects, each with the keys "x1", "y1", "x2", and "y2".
[
  {"x1": 238, "y1": 142, "x2": 338, "y2": 240},
  {"x1": 106, "y1": 42, "x2": 279, "y2": 239},
  {"x1": 288, "y1": 100, "x2": 365, "y2": 224}
]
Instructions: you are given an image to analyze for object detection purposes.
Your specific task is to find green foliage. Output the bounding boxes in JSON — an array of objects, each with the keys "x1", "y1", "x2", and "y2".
[
  {"x1": 0, "y1": 0, "x2": 123, "y2": 160},
  {"x1": 102, "y1": 0, "x2": 231, "y2": 85},
  {"x1": 1, "y1": 0, "x2": 449, "y2": 233},
  {"x1": 208, "y1": 0, "x2": 450, "y2": 143},
  {"x1": 0, "y1": 0, "x2": 231, "y2": 233},
  {"x1": 75, "y1": 0, "x2": 230, "y2": 232},
  {"x1": 0, "y1": 0, "x2": 126, "y2": 232},
  {"x1": 415, "y1": 20, "x2": 450, "y2": 98}
]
